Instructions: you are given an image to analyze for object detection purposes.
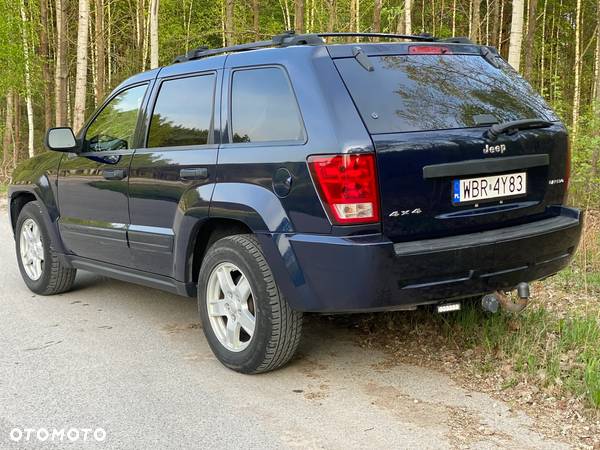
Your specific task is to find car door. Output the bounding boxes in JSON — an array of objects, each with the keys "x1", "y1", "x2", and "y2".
[
  {"x1": 127, "y1": 67, "x2": 221, "y2": 277},
  {"x1": 57, "y1": 82, "x2": 150, "y2": 266}
]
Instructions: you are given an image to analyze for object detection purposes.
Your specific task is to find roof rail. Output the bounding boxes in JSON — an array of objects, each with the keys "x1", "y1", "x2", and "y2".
[
  {"x1": 316, "y1": 32, "x2": 437, "y2": 42},
  {"x1": 173, "y1": 30, "x2": 472, "y2": 63},
  {"x1": 173, "y1": 31, "x2": 326, "y2": 63}
]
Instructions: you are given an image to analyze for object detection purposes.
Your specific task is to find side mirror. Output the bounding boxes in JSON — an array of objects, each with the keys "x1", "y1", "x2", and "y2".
[{"x1": 45, "y1": 127, "x2": 80, "y2": 153}]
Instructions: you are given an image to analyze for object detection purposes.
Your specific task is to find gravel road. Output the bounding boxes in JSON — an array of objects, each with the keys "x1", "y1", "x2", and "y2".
[{"x1": 0, "y1": 202, "x2": 570, "y2": 449}]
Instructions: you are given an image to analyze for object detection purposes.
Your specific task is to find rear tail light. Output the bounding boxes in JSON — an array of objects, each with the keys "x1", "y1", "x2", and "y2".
[
  {"x1": 408, "y1": 45, "x2": 452, "y2": 55},
  {"x1": 307, "y1": 153, "x2": 380, "y2": 225}
]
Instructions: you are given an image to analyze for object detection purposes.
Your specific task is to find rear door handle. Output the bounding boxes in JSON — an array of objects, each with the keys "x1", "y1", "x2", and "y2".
[
  {"x1": 102, "y1": 169, "x2": 126, "y2": 180},
  {"x1": 180, "y1": 168, "x2": 209, "y2": 180}
]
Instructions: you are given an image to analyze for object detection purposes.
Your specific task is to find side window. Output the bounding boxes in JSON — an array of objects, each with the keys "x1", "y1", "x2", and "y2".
[
  {"x1": 84, "y1": 84, "x2": 147, "y2": 152},
  {"x1": 147, "y1": 74, "x2": 216, "y2": 148},
  {"x1": 231, "y1": 67, "x2": 304, "y2": 143}
]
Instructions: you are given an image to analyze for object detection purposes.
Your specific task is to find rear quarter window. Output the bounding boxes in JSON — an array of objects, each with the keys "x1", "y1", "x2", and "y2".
[
  {"x1": 147, "y1": 73, "x2": 216, "y2": 148},
  {"x1": 334, "y1": 54, "x2": 558, "y2": 134},
  {"x1": 230, "y1": 67, "x2": 305, "y2": 143}
]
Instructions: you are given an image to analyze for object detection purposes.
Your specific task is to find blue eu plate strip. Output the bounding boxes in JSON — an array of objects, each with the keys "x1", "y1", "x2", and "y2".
[{"x1": 452, "y1": 179, "x2": 461, "y2": 203}]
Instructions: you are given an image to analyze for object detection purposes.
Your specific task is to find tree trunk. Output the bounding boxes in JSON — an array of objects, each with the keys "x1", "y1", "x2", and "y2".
[
  {"x1": 73, "y1": 0, "x2": 90, "y2": 132},
  {"x1": 107, "y1": 0, "x2": 113, "y2": 84},
  {"x1": 142, "y1": 0, "x2": 151, "y2": 70},
  {"x1": 136, "y1": 0, "x2": 145, "y2": 68},
  {"x1": 55, "y1": 0, "x2": 68, "y2": 127},
  {"x1": 572, "y1": 0, "x2": 582, "y2": 135},
  {"x1": 523, "y1": 0, "x2": 538, "y2": 80},
  {"x1": 13, "y1": 94, "x2": 21, "y2": 169},
  {"x1": 326, "y1": 0, "x2": 336, "y2": 32},
  {"x1": 355, "y1": 0, "x2": 360, "y2": 34},
  {"x1": 499, "y1": 0, "x2": 506, "y2": 53},
  {"x1": 396, "y1": 7, "x2": 406, "y2": 34},
  {"x1": 252, "y1": 0, "x2": 259, "y2": 36},
  {"x1": 149, "y1": 0, "x2": 159, "y2": 67},
  {"x1": 594, "y1": 0, "x2": 600, "y2": 176},
  {"x1": 452, "y1": 0, "x2": 456, "y2": 36},
  {"x1": 491, "y1": 0, "x2": 500, "y2": 47},
  {"x1": 40, "y1": 0, "x2": 53, "y2": 131},
  {"x1": 405, "y1": 0, "x2": 412, "y2": 35},
  {"x1": 19, "y1": 0, "x2": 35, "y2": 158},
  {"x1": 294, "y1": 0, "x2": 304, "y2": 33},
  {"x1": 95, "y1": 0, "x2": 105, "y2": 104},
  {"x1": 508, "y1": 0, "x2": 525, "y2": 71},
  {"x1": 2, "y1": 92, "x2": 14, "y2": 179},
  {"x1": 470, "y1": 0, "x2": 481, "y2": 43},
  {"x1": 373, "y1": 0, "x2": 382, "y2": 33},
  {"x1": 540, "y1": 0, "x2": 547, "y2": 94},
  {"x1": 485, "y1": 0, "x2": 490, "y2": 45}
]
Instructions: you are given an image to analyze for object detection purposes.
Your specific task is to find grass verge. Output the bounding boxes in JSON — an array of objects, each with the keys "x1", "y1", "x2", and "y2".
[{"x1": 353, "y1": 209, "x2": 600, "y2": 423}]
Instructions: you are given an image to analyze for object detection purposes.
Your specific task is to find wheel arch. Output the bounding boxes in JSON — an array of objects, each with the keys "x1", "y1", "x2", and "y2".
[
  {"x1": 187, "y1": 217, "x2": 253, "y2": 284},
  {"x1": 8, "y1": 187, "x2": 67, "y2": 254},
  {"x1": 175, "y1": 182, "x2": 295, "y2": 285}
]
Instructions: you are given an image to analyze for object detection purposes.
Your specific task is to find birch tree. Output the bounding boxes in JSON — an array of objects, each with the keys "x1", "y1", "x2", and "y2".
[
  {"x1": 19, "y1": 0, "x2": 34, "y2": 158},
  {"x1": 55, "y1": 0, "x2": 68, "y2": 127},
  {"x1": 508, "y1": 0, "x2": 525, "y2": 71},
  {"x1": 470, "y1": 0, "x2": 481, "y2": 43},
  {"x1": 40, "y1": 0, "x2": 52, "y2": 131},
  {"x1": 150, "y1": 0, "x2": 159, "y2": 67},
  {"x1": 405, "y1": 0, "x2": 412, "y2": 35},
  {"x1": 95, "y1": 0, "x2": 106, "y2": 104},
  {"x1": 73, "y1": 0, "x2": 90, "y2": 132},
  {"x1": 572, "y1": 0, "x2": 582, "y2": 134},
  {"x1": 593, "y1": 0, "x2": 600, "y2": 176}
]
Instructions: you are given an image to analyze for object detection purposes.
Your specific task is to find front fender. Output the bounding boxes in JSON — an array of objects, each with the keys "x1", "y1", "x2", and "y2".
[{"x1": 8, "y1": 152, "x2": 66, "y2": 254}]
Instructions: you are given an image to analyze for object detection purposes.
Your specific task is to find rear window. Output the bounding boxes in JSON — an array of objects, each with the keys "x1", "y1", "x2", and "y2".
[{"x1": 334, "y1": 54, "x2": 558, "y2": 134}]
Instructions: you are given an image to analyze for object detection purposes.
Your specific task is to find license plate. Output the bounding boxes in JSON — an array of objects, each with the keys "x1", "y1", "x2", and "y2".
[{"x1": 452, "y1": 172, "x2": 527, "y2": 204}]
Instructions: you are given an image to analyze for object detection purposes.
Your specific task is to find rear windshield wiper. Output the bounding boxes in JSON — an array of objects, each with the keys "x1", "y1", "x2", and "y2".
[
  {"x1": 486, "y1": 119, "x2": 552, "y2": 140},
  {"x1": 352, "y1": 46, "x2": 374, "y2": 72}
]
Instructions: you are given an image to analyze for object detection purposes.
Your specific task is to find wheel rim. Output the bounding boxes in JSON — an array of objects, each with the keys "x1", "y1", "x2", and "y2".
[
  {"x1": 206, "y1": 262, "x2": 256, "y2": 352},
  {"x1": 19, "y1": 218, "x2": 44, "y2": 281}
]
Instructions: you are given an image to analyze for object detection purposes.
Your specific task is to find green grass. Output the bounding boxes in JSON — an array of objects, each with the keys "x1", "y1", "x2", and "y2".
[
  {"x1": 439, "y1": 303, "x2": 600, "y2": 408},
  {"x1": 0, "y1": 183, "x2": 7, "y2": 196},
  {"x1": 555, "y1": 267, "x2": 600, "y2": 292}
]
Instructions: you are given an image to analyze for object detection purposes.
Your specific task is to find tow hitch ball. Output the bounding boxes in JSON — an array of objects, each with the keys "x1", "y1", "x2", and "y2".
[{"x1": 481, "y1": 282, "x2": 531, "y2": 313}]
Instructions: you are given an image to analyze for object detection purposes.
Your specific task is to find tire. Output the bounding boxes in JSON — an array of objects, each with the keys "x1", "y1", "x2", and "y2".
[
  {"x1": 198, "y1": 234, "x2": 302, "y2": 374},
  {"x1": 15, "y1": 201, "x2": 76, "y2": 295}
]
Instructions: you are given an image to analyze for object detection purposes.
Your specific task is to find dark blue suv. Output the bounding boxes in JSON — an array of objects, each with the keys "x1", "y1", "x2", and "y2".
[{"x1": 8, "y1": 32, "x2": 583, "y2": 373}]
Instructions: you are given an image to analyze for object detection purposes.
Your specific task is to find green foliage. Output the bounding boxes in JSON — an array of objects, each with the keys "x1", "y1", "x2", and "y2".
[
  {"x1": 569, "y1": 105, "x2": 600, "y2": 207},
  {"x1": 441, "y1": 302, "x2": 600, "y2": 408}
]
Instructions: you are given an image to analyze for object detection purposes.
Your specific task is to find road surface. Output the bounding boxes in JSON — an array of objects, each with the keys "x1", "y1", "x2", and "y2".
[{"x1": 0, "y1": 203, "x2": 568, "y2": 449}]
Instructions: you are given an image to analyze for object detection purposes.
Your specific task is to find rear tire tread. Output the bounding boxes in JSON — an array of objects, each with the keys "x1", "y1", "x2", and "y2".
[
  {"x1": 202, "y1": 234, "x2": 302, "y2": 373},
  {"x1": 228, "y1": 235, "x2": 302, "y2": 373}
]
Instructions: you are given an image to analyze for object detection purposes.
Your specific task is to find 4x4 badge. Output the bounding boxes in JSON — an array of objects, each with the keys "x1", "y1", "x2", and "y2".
[
  {"x1": 389, "y1": 208, "x2": 422, "y2": 217},
  {"x1": 483, "y1": 143, "x2": 506, "y2": 154}
]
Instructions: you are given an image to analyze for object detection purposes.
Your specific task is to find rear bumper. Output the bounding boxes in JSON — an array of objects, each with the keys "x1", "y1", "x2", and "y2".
[{"x1": 258, "y1": 206, "x2": 583, "y2": 313}]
